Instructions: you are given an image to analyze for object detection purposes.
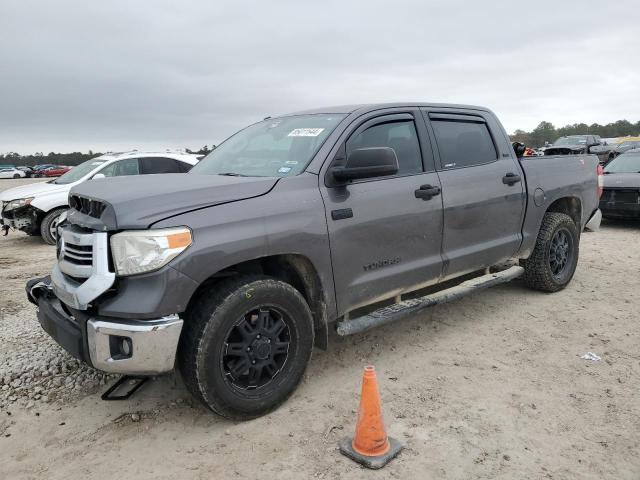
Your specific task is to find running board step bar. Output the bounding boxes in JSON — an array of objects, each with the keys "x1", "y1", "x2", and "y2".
[{"x1": 336, "y1": 266, "x2": 524, "y2": 336}]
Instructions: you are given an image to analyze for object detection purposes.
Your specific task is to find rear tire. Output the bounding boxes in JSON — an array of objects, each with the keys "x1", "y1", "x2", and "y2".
[
  {"x1": 178, "y1": 275, "x2": 314, "y2": 420},
  {"x1": 40, "y1": 208, "x2": 67, "y2": 245},
  {"x1": 523, "y1": 212, "x2": 579, "y2": 292},
  {"x1": 13, "y1": 174, "x2": 20, "y2": 179}
]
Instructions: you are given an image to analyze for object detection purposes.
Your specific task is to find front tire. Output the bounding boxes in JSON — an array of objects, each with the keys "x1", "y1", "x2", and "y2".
[
  {"x1": 178, "y1": 276, "x2": 314, "y2": 420},
  {"x1": 523, "y1": 212, "x2": 579, "y2": 292},
  {"x1": 40, "y1": 208, "x2": 67, "y2": 245}
]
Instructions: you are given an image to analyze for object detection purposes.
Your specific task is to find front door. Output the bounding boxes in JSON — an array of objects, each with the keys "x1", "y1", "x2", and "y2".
[{"x1": 321, "y1": 110, "x2": 444, "y2": 315}]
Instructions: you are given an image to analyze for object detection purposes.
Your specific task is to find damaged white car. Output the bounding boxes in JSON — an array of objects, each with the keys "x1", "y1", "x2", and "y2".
[{"x1": 1, "y1": 151, "x2": 200, "y2": 244}]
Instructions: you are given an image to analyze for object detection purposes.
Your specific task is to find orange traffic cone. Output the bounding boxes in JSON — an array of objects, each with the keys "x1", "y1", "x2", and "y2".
[{"x1": 339, "y1": 365, "x2": 403, "y2": 469}]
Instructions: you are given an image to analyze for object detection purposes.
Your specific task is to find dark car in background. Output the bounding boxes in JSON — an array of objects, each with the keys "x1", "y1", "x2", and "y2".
[
  {"x1": 605, "y1": 140, "x2": 640, "y2": 164},
  {"x1": 544, "y1": 135, "x2": 602, "y2": 156},
  {"x1": 32, "y1": 164, "x2": 57, "y2": 176},
  {"x1": 16, "y1": 166, "x2": 35, "y2": 177},
  {"x1": 600, "y1": 149, "x2": 640, "y2": 220}
]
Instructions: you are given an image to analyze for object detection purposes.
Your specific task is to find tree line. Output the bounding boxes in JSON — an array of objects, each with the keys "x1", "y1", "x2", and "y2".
[
  {"x1": 0, "y1": 145, "x2": 214, "y2": 167},
  {"x1": 510, "y1": 120, "x2": 640, "y2": 148},
  {"x1": 3, "y1": 119, "x2": 640, "y2": 165}
]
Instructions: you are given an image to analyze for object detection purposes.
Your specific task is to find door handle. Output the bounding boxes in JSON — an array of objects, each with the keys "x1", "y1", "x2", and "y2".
[
  {"x1": 502, "y1": 173, "x2": 521, "y2": 185},
  {"x1": 414, "y1": 184, "x2": 441, "y2": 200}
]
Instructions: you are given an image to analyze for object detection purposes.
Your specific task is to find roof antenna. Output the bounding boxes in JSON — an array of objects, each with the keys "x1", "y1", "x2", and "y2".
[{"x1": 264, "y1": 116, "x2": 272, "y2": 120}]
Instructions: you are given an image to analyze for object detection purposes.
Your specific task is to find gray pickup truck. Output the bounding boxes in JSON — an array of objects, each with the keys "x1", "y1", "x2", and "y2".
[{"x1": 27, "y1": 103, "x2": 602, "y2": 419}]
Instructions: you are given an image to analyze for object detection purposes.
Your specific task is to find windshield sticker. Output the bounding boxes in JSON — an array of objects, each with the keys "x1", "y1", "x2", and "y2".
[
  {"x1": 285, "y1": 160, "x2": 298, "y2": 165},
  {"x1": 288, "y1": 128, "x2": 325, "y2": 137},
  {"x1": 278, "y1": 166, "x2": 292, "y2": 174}
]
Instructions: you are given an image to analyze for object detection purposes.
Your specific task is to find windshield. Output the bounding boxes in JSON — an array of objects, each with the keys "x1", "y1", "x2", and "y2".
[
  {"x1": 604, "y1": 153, "x2": 640, "y2": 173},
  {"x1": 191, "y1": 114, "x2": 346, "y2": 177},
  {"x1": 554, "y1": 136, "x2": 587, "y2": 146},
  {"x1": 53, "y1": 158, "x2": 108, "y2": 184}
]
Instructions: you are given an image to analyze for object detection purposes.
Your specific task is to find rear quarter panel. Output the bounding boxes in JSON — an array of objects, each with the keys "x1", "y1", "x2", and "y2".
[{"x1": 517, "y1": 154, "x2": 599, "y2": 257}]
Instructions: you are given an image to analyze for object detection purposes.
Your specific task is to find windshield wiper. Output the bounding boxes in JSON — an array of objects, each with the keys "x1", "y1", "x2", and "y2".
[{"x1": 217, "y1": 172, "x2": 251, "y2": 177}]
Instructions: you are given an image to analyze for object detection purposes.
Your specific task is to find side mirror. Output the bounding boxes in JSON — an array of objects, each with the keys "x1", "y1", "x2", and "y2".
[
  {"x1": 512, "y1": 142, "x2": 527, "y2": 158},
  {"x1": 330, "y1": 147, "x2": 399, "y2": 182},
  {"x1": 92, "y1": 173, "x2": 106, "y2": 180}
]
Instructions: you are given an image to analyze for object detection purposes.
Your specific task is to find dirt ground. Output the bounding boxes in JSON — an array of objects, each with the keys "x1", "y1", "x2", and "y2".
[{"x1": 1, "y1": 177, "x2": 638, "y2": 479}]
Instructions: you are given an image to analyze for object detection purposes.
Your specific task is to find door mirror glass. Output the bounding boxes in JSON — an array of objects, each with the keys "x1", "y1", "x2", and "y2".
[{"x1": 331, "y1": 147, "x2": 399, "y2": 182}]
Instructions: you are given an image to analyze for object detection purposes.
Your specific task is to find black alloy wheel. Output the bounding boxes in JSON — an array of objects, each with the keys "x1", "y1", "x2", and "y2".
[
  {"x1": 221, "y1": 307, "x2": 291, "y2": 390},
  {"x1": 549, "y1": 228, "x2": 572, "y2": 279}
]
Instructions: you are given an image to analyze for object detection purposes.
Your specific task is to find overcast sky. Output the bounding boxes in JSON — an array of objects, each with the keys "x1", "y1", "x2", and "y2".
[{"x1": 1, "y1": 1, "x2": 638, "y2": 154}]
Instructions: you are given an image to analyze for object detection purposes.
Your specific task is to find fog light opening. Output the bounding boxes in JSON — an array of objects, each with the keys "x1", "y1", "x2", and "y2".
[{"x1": 109, "y1": 335, "x2": 133, "y2": 360}]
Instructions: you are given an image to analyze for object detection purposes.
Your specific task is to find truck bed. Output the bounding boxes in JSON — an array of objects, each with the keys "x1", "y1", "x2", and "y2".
[{"x1": 517, "y1": 153, "x2": 600, "y2": 257}]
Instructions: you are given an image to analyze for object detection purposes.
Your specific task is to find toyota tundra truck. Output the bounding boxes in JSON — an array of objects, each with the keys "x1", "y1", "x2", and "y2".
[{"x1": 26, "y1": 103, "x2": 602, "y2": 419}]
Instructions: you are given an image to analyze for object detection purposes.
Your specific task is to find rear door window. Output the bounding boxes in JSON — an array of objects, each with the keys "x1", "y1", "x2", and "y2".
[
  {"x1": 139, "y1": 157, "x2": 183, "y2": 174},
  {"x1": 99, "y1": 158, "x2": 140, "y2": 177},
  {"x1": 431, "y1": 119, "x2": 497, "y2": 169}
]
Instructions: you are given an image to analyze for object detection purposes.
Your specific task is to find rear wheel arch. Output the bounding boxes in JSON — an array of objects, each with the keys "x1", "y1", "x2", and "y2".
[{"x1": 546, "y1": 196, "x2": 582, "y2": 229}]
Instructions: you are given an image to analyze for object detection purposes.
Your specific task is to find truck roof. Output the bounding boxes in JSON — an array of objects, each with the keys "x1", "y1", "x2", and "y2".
[{"x1": 281, "y1": 102, "x2": 492, "y2": 116}]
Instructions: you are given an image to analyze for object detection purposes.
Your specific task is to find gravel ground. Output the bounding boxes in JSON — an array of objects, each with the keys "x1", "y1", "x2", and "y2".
[
  {"x1": 1, "y1": 177, "x2": 639, "y2": 479},
  {"x1": 0, "y1": 179, "x2": 121, "y2": 410}
]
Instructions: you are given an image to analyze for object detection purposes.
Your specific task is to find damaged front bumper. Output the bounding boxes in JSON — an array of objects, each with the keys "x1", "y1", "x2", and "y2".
[
  {"x1": 26, "y1": 276, "x2": 183, "y2": 375},
  {"x1": 0, "y1": 204, "x2": 40, "y2": 235}
]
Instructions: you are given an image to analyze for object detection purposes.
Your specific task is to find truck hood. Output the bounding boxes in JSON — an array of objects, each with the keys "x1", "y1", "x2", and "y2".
[
  {"x1": 0, "y1": 180, "x2": 69, "y2": 202},
  {"x1": 603, "y1": 173, "x2": 640, "y2": 189},
  {"x1": 68, "y1": 173, "x2": 279, "y2": 229}
]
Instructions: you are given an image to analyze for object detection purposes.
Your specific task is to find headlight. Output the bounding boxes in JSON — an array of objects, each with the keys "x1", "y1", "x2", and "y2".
[
  {"x1": 110, "y1": 227, "x2": 192, "y2": 276},
  {"x1": 4, "y1": 197, "x2": 34, "y2": 211}
]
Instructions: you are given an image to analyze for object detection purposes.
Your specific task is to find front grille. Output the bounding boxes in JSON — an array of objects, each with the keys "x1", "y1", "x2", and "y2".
[
  {"x1": 602, "y1": 189, "x2": 640, "y2": 204},
  {"x1": 69, "y1": 195, "x2": 106, "y2": 218},
  {"x1": 63, "y1": 242, "x2": 93, "y2": 266},
  {"x1": 58, "y1": 225, "x2": 96, "y2": 279}
]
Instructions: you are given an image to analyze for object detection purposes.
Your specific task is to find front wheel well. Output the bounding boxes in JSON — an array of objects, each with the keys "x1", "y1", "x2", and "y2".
[{"x1": 185, "y1": 254, "x2": 329, "y2": 349}]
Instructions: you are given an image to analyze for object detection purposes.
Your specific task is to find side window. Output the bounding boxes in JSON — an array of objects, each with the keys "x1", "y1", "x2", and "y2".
[
  {"x1": 99, "y1": 158, "x2": 140, "y2": 177},
  {"x1": 139, "y1": 157, "x2": 182, "y2": 174},
  {"x1": 346, "y1": 120, "x2": 423, "y2": 176},
  {"x1": 176, "y1": 160, "x2": 193, "y2": 173},
  {"x1": 431, "y1": 120, "x2": 497, "y2": 169}
]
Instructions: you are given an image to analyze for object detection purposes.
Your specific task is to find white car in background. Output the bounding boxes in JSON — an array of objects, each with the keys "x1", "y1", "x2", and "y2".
[
  {"x1": 0, "y1": 151, "x2": 200, "y2": 244},
  {"x1": 0, "y1": 167, "x2": 27, "y2": 179}
]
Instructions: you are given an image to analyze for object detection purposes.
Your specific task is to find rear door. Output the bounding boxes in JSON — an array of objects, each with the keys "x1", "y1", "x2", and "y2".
[
  {"x1": 321, "y1": 109, "x2": 444, "y2": 314},
  {"x1": 422, "y1": 109, "x2": 525, "y2": 278}
]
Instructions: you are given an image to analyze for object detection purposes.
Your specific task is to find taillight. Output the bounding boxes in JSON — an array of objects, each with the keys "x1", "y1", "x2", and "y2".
[{"x1": 597, "y1": 164, "x2": 604, "y2": 199}]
